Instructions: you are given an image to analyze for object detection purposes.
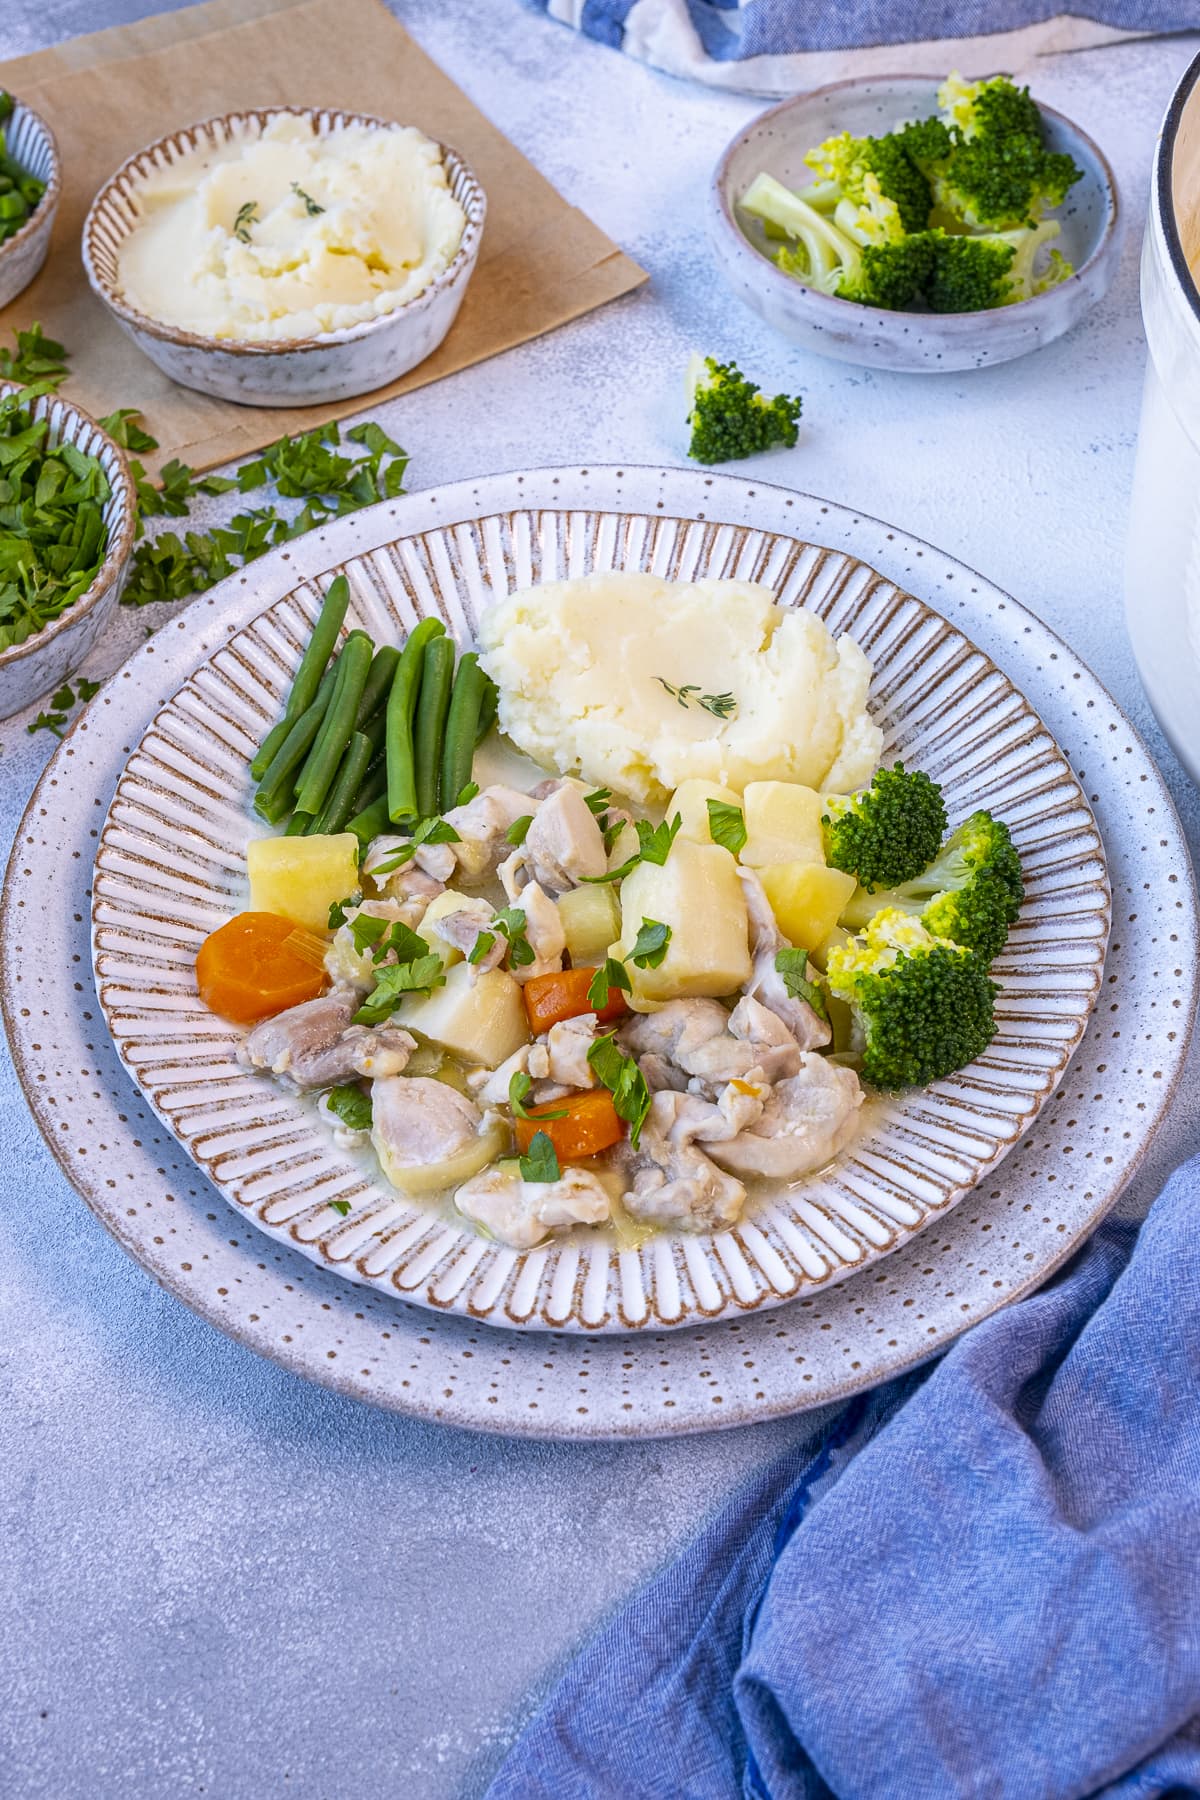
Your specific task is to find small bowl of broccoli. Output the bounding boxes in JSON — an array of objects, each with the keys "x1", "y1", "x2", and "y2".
[{"x1": 709, "y1": 72, "x2": 1121, "y2": 373}]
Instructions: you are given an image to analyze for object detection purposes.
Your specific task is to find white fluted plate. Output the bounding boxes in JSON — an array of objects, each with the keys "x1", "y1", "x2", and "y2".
[{"x1": 2, "y1": 468, "x2": 1192, "y2": 1430}]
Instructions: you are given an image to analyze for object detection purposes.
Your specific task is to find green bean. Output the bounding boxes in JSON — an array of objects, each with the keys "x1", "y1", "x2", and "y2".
[
  {"x1": 285, "y1": 811, "x2": 313, "y2": 836},
  {"x1": 309, "y1": 731, "x2": 373, "y2": 836},
  {"x1": 346, "y1": 794, "x2": 393, "y2": 848},
  {"x1": 413, "y1": 637, "x2": 455, "y2": 820},
  {"x1": 252, "y1": 665, "x2": 338, "y2": 824},
  {"x1": 355, "y1": 645, "x2": 401, "y2": 728},
  {"x1": 295, "y1": 630, "x2": 373, "y2": 820},
  {"x1": 250, "y1": 574, "x2": 351, "y2": 779},
  {"x1": 386, "y1": 617, "x2": 445, "y2": 825},
  {"x1": 474, "y1": 673, "x2": 498, "y2": 745},
  {"x1": 352, "y1": 762, "x2": 388, "y2": 816},
  {"x1": 439, "y1": 653, "x2": 486, "y2": 812}
]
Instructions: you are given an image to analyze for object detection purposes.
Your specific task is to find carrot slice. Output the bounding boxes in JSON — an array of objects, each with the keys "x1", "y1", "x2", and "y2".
[
  {"x1": 196, "y1": 911, "x2": 328, "y2": 1024},
  {"x1": 514, "y1": 1089, "x2": 624, "y2": 1163},
  {"x1": 522, "y1": 966, "x2": 628, "y2": 1034}
]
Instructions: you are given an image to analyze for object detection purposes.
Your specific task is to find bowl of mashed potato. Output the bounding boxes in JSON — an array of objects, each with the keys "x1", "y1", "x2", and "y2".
[{"x1": 82, "y1": 108, "x2": 485, "y2": 406}]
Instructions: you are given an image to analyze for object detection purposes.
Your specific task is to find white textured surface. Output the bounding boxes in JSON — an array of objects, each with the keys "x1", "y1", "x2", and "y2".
[{"x1": 1, "y1": 3, "x2": 1199, "y2": 1795}]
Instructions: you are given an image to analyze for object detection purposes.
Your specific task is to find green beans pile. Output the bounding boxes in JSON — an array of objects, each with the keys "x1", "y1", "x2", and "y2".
[
  {"x1": 250, "y1": 575, "x2": 498, "y2": 845},
  {"x1": 0, "y1": 94, "x2": 48, "y2": 247}
]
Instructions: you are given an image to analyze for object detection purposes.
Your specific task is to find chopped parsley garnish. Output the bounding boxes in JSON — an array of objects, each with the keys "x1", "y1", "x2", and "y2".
[
  {"x1": 629, "y1": 918, "x2": 671, "y2": 970},
  {"x1": 505, "y1": 814, "x2": 533, "y2": 846},
  {"x1": 0, "y1": 323, "x2": 68, "y2": 390},
  {"x1": 233, "y1": 200, "x2": 260, "y2": 242},
  {"x1": 584, "y1": 787, "x2": 613, "y2": 815},
  {"x1": 291, "y1": 183, "x2": 325, "y2": 216},
  {"x1": 25, "y1": 677, "x2": 101, "y2": 739},
  {"x1": 329, "y1": 1198, "x2": 352, "y2": 1217},
  {"x1": 324, "y1": 1084, "x2": 373, "y2": 1133},
  {"x1": 328, "y1": 894, "x2": 360, "y2": 930},
  {"x1": 519, "y1": 1129, "x2": 561, "y2": 1184},
  {"x1": 352, "y1": 955, "x2": 445, "y2": 1024},
  {"x1": 509, "y1": 1071, "x2": 568, "y2": 1122},
  {"x1": 372, "y1": 815, "x2": 461, "y2": 876},
  {"x1": 494, "y1": 906, "x2": 534, "y2": 969},
  {"x1": 584, "y1": 814, "x2": 682, "y2": 884},
  {"x1": 706, "y1": 798, "x2": 747, "y2": 856},
  {"x1": 654, "y1": 678, "x2": 738, "y2": 720},
  {"x1": 587, "y1": 957, "x2": 632, "y2": 1011},
  {"x1": 456, "y1": 781, "x2": 480, "y2": 807},
  {"x1": 97, "y1": 408, "x2": 159, "y2": 454},
  {"x1": 468, "y1": 929, "x2": 496, "y2": 966},
  {"x1": 775, "y1": 946, "x2": 828, "y2": 1021},
  {"x1": 348, "y1": 912, "x2": 389, "y2": 955},
  {"x1": 587, "y1": 1031, "x2": 652, "y2": 1148},
  {"x1": 374, "y1": 920, "x2": 431, "y2": 965}
]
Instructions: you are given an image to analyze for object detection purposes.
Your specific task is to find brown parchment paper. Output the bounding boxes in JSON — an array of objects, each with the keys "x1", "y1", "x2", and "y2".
[{"x1": 0, "y1": 0, "x2": 647, "y2": 474}]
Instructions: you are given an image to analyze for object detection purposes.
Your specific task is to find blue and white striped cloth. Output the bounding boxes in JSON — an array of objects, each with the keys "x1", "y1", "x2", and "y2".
[{"x1": 527, "y1": 0, "x2": 1200, "y2": 92}]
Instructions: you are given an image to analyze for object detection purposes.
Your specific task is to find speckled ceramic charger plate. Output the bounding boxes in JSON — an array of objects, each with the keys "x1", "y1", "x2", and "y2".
[{"x1": 4, "y1": 468, "x2": 1194, "y2": 1435}]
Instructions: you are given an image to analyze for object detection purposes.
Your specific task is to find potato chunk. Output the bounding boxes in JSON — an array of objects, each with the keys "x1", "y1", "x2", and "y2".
[
  {"x1": 758, "y1": 861, "x2": 857, "y2": 952},
  {"x1": 246, "y1": 833, "x2": 358, "y2": 934},
  {"x1": 740, "y1": 782, "x2": 825, "y2": 867},
  {"x1": 556, "y1": 884, "x2": 622, "y2": 964},
  {"x1": 614, "y1": 838, "x2": 751, "y2": 1009},
  {"x1": 666, "y1": 778, "x2": 743, "y2": 844},
  {"x1": 398, "y1": 963, "x2": 529, "y2": 1065}
]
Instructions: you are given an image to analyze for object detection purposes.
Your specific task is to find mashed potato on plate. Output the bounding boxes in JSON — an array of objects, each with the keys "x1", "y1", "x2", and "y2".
[{"x1": 478, "y1": 573, "x2": 882, "y2": 803}]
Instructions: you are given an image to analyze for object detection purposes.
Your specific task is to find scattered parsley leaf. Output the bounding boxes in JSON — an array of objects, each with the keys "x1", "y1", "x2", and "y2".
[
  {"x1": 509, "y1": 1071, "x2": 568, "y2": 1122},
  {"x1": 505, "y1": 814, "x2": 533, "y2": 846},
  {"x1": 352, "y1": 954, "x2": 445, "y2": 1024},
  {"x1": 519, "y1": 1129, "x2": 561, "y2": 1184},
  {"x1": 76, "y1": 677, "x2": 101, "y2": 702},
  {"x1": 455, "y1": 780, "x2": 480, "y2": 807},
  {"x1": 585, "y1": 814, "x2": 682, "y2": 884},
  {"x1": 587, "y1": 1031, "x2": 652, "y2": 1148},
  {"x1": 375, "y1": 919, "x2": 431, "y2": 965},
  {"x1": 329, "y1": 1198, "x2": 352, "y2": 1217},
  {"x1": 584, "y1": 787, "x2": 613, "y2": 816},
  {"x1": 371, "y1": 815, "x2": 462, "y2": 876},
  {"x1": 27, "y1": 709, "x2": 67, "y2": 739},
  {"x1": 468, "y1": 929, "x2": 496, "y2": 966},
  {"x1": 328, "y1": 894, "x2": 360, "y2": 930},
  {"x1": 0, "y1": 323, "x2": 68, "y2": 390},
  {"x1": 291, "y1": 182, "x2": 325, "y2": 216},
  {"x1": 706, "y1": 798, "x2": 747, "y2": 856},
  {"x1": 775, "y1": 947, "x2": 828, "y2": 1021},
  {"x1": 493, "y1": 906, "x2": 534, "y2": 969},
  {"x1": 629, "y1": 918, "x2": 671, "y2": 969},
  {"x1": 97, "y1": 408, "x2": 159, "y2": 454},
  {"x1": 324, "y1": 1084, "x2": 373, "y2": 1132},
  {"x1": 587, "y1": 957, "x2": 631, "y2": 1011},
  {"x1": 348, "y1": 913, "x2": 389, "y2": 956}
]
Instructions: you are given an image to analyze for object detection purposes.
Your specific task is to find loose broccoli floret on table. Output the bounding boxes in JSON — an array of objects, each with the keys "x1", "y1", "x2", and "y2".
[
  {"x1": 684, "y1": 353, "x2": 802, "y2": 464},
  {"x1": 841, "y1": 810, "x2": 1025, "y2": 963},
  {"x1": 825, "y1": 909, "x2": 999, "y2": 1090},
  {"x1": 822, "y1": 763, "x2": 948, "y2": 892}
]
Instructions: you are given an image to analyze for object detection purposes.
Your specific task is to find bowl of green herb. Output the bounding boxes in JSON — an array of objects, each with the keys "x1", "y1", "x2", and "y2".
[
  {"x1": 0, "y1": 92, "x2": 59, "y2": 310},
  {"x1": 0, "y1": 379, "x2": 137, "y2": 720}
]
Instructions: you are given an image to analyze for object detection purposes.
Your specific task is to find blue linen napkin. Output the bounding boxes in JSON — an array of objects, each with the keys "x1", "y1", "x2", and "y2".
[
  {"x1": 486, "y1": 1155, "x2": 1200, "y2": 1798},
  {"x1": 526, "y1": 1, "x2": 1200, "y2": 93}
]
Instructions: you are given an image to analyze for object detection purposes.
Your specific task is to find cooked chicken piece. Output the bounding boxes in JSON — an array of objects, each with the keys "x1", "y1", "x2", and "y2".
[
  {"x1": 468, "y1": 1044, "x2": 530, "y2": 1108},
  {"x1": 326, "y1": 896, "x2": 432, "y2": 990},
  {"x1": 428, "y1": 896, "x2": 506, "y2": 977},
  {"x1": 237, "y1": 990, "x2": 416, "y2": 1089},
  {"x1": 514, "y1": 880, "x2": 566, "y2": 981},
  {"x1": 621, "y1": 997, "x2": 799, "y2": 1095},
  {"x1": 521, "y1": 784, "x2": 607, "y2": 893},
  {"x1": 706, "y1": 1054, "x2": 863, "y2": 1182},
  {"x1": 413, "y1": 840, "x2": 459, "y2": 883},
  {"x1": 738, "y1": 867, "x2": 832, "y2": 1051},
  {"x1": 545, "y1": 1012, "x2": 599, "y2": 1089},
  {"x1": 371, "y1": 1076, "x2": 500, "y2": 1193},
  {"x1": 455, "y1": 1163, "x2": 611, "y2": 1249},
  {"x1": 362, "y1": 845, "x2": 446, "y2": 912},
  {"x1": 620, "y1": 1089, "x2": 748, "y2": 1232},
  {"x1": 442, "y1": 785, "x2": 533, "y2": 880}
]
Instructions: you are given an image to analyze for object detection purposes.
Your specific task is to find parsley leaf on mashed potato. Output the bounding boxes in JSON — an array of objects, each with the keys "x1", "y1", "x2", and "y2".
[{"x1": 477, "y1": 573, "x2": 882, "y2": 805}]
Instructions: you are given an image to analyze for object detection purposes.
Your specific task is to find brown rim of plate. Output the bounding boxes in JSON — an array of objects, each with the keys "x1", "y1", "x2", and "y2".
[
  {"x1": 80, "y1": 107, "x2": 487, "y2": 357},
  {"x1": 710, "y1": 73, "x2": 1121, "y2": 328},
  {"x1": 0, "y1": 97, "x2": 62, "y2": 268},
  {"x1": 0, "y1": 382, "x2": 136, "y2": 674}
]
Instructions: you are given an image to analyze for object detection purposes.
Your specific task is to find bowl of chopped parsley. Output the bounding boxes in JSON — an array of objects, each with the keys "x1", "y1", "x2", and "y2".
[
  {"x1": 0, "y1": 91, "x2": 60, "y2": 311},
  {"x1": 0, "y1": 378, "x2": 137, "y2": 720},
  {"x1": 709, "y1": 72, "x2": 1121, "y2": 373}
]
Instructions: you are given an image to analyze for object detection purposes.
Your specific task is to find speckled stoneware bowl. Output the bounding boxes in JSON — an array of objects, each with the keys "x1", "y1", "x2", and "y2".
[
  {"x1": 0, "y1": 387, "x2": 136, "y2": 721},
  {"x1": 5, "y1": 467, "x2": 1193, "y2": 1434},
  {"x1": 710, "y1": 75, "x2": 1122, "y2": 373},
  {"x1": 88, "y1": 477, "x2": 1109, "y2": 1336},
  {"x1": 81, "y1": 107, "x2": 486, "y2": 407},
  {"x1": 0, "y1": 96, "x2": 60, "y2": 310}
]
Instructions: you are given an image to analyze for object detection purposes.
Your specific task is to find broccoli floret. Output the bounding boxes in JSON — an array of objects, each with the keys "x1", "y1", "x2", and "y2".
[
  {"x1": 937, "y1": 72, "x2": 1045, "y2": 144},
  {"x1": 801, "y1": 131, "x2": 932, "y2": 234},
  {"x1": 925, "y1": 231, "x2": 1017, "y2": 312},
  {"x1": 895, "y1": 115, "x2": 956, "y2": 174},
  {"x1": 841, "y1": 810, "x2": 1025, "y2": 962},
  {"x1": 825, "y1": 909, "x2": 998, "y2": 1090},
  {"x1": 822, "y1": 763, "x2": 948, "y2": 892},
  {"x1": 745, "y1": 175, "x2": 929, "y2": 311},
  {"x1": 684, "y1": 354, "x2": 801, "y2": 465},
  {"x1": 933, "y1": 134, "x2": 1082, "y2": 231}
]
